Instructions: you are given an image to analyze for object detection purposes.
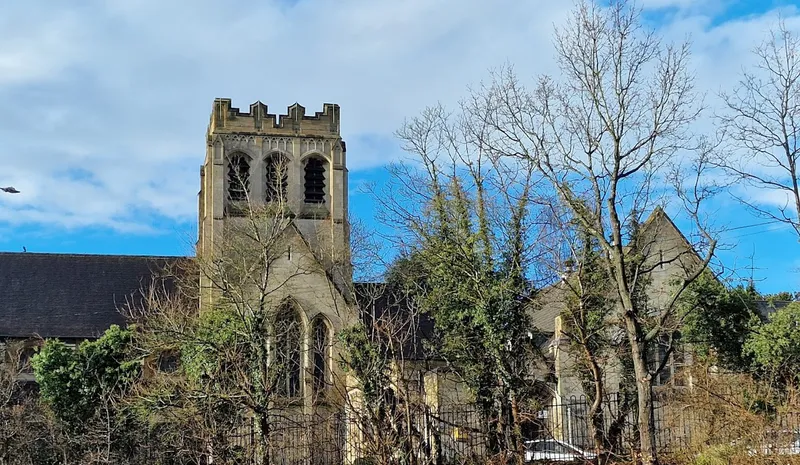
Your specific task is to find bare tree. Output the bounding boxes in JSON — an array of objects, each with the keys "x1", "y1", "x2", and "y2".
[
  {"x1": 370, "y1": 102, "x2": 552, "y2": 464},
  {"x1": 339, "y1": 282, "x2": 440, "y2": 465},
  {"x1": 442, "y1": 2, "x2": 719, "y2": 463},
  {"x1": 130, "y1": 156, "x2": 349, "y2": 464},
  {"x1": 0, "y1": 341, "x2": 74, "y2": 465},
  {"x1": 716, "y1": 21, "x2": 800, "y2": 238},
  {"x1": 539, "y1": 215, "x2": 634, "y2": 458},
  {"x1": 0, "y1": 341, "x2": 31, "y2": 464}
]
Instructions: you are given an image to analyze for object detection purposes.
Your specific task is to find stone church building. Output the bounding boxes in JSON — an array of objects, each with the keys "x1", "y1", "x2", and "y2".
[
  {"x1": 197, "y1": 99, "x2": 356, "y2": 410},
  {"x1": 0, "y1": 99, "x2": 707, "y2": 459}
]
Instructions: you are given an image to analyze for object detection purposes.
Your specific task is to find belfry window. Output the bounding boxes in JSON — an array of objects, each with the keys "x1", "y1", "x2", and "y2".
[
  {"x1": 265, "y1": 155, "x2": 288, "y2": 203},
  {"x1": 275, "y1": 306, "x2": 302, "y2": 398},
  {"x1": 311, "y1": 317, "x2": 330, "y2": 398},
  {"x1": 304, "y1": 157, "x2": 326, "y2": 204},
  {"x1": 227, "y1": 154, "x2": 250, "y2": 202}
]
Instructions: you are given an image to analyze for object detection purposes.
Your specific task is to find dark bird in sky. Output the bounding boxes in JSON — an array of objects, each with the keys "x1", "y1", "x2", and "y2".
[{"x1": 1, "y1": 186, "x2": 20, "y2": 193}]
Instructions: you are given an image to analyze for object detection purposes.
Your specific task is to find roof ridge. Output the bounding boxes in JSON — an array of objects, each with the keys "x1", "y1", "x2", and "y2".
[{"x1": 0, "y1": 251, "x2": 188, "y2": 260}]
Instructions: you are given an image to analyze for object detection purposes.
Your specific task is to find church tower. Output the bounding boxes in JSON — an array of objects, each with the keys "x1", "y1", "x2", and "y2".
[
  {"x1": 197, "y1": 99, "x2": 351, "y2": 410},
  {"x1": 198, "y1": 99, "x2": 348, "y2": 263}
]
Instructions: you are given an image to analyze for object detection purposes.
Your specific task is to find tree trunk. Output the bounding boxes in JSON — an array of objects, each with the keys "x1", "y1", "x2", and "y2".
[
  {"x1": 584, "y1": 346, "x2": 607, "y2": 455},
  {"x1": 589, "y1": 399, "x2": 606, "y2": 455},
  {"x1": 258, "y1": 413, "x2": 271, "y2": 465},
  {"x1": 606, "y1": 391, "x2": 633, "y2": 455},
  {"x1": 510, "y1": 392, "x2": 524, "y2": 465},
  {"x1": 496, "y1": 396, "x2": 507, "y2": 458},
  {"x1": 630, "y1": 338, "x2": 657, "y2": 465}
]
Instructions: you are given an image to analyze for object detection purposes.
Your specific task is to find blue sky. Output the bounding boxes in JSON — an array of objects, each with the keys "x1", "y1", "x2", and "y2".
[{"x1": 1, "y1": 0, "x2": 800, "y2": 293}]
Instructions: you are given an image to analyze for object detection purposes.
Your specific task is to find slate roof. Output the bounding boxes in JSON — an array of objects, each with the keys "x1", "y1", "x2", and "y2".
[
  {"x1": 755, "y1": 300, "x2": 792, "y2": 320},
  {"x1": 0, "y1": 252, "x2": 181, "y2": 339},
  {"x1": 353, "y1": 282, "x2": 436, "y2": 360},
  {"x1": 0, "y1": 253, "x2": 434, "y2": 354}
]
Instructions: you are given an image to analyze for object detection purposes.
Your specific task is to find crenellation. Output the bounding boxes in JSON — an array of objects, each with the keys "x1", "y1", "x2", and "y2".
[
  {"x1": 209, "y1": 98, "x2": 340, "y2": 136},
  {"x1": 201, "y1": 97, "x2": 349, "y2": 272}
]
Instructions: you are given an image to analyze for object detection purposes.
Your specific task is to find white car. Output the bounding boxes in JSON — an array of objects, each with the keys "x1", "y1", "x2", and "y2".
[
  {"x1": 524, "y1": 439, "x2": 597, "y2": 463},
  {"x1": 748, "y1": 431, "x2": 800, "y2": 456}
]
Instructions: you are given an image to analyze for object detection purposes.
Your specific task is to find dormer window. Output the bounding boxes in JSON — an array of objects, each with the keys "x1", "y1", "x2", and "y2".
[
  {"x1": 304, "y1": 157, "x2": 326, "y2": 204},
  {"x1": 227, "y1": 153, "x2": 250, "y2": 202},
  {"x1": 265, "y1": 154, "x2": 288, "y2": 203}
]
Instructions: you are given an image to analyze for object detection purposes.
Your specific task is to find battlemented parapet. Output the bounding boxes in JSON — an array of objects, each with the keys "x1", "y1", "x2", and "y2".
[{"x1": 209, "y1": 99, "x2": 340, "y2": 137}]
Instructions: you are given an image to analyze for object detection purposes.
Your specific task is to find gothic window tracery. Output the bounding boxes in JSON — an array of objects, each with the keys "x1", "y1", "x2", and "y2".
[
  {"x1": 304, "y1": 157, "x2": 326, "y2": 204},
  {"x1": 275, "y1": 305, "x2": 302, "y2": 398},
  {"x1": 311, "y1": 316, "x2": 331, "y2": 399}
]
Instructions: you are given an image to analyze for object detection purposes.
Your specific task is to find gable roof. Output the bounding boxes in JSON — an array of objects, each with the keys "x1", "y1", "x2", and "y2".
[
  {"x1": 635, "y1": 206, "x2": 703, "y2": 266},
  {"x1": 284, "y1": 221, "x2": 355, "y2": 305},
  {"x1": 638, "y1": 207, "x2": 693, "y2": 247},
  {"x1": 530, "y1": 283, "x2": 568, "y2": 335},
  {"x1": 0, "y1": 252, "x2": 181, "y2": 339},
  {"x1": 530, "y1": 207, "x2": 701, "y2": 335}
]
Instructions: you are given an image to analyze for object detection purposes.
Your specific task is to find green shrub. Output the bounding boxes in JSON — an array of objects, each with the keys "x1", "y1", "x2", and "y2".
[{"x1": 694, "y1": 444, "x2": 736, "y2": 465}]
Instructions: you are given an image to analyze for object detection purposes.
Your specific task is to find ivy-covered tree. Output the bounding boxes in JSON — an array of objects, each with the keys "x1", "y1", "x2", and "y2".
[
  {"x1": 33, "y1": 325, "x2": 139, "y2": 428},
  {"x1": 745, "y1": 302, "x2": 800, "y2": 386},
  {"x1": 32, "y1": 324, "x2": 143, "y2": 462},
  {"x1": 338, "y1": 318, "x2": 409, "y2": 465},
  {"x1": 681, "y1": 273, "x2": 761, "y2": 372},
  {"x1": 374, "y1": 104, "x2": 547, "y2": 464}
]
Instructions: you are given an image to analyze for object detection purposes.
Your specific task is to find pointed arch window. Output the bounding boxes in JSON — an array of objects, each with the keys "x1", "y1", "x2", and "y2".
[
  {"x1": 311, "y1": 316, "x2": 331, "y2": 398},
  {"x1": 227, "y1": 153, "x2": 250, "y2": 202},
  {"x1": 265, "y1": 154, "x2": 288, "y2": 203},
  {"x1": 275, "y1": 305, "x2": 302, "y2": 398},
  {"x1": 304, "y1": 157, "x2": 326, "y2": 204}
]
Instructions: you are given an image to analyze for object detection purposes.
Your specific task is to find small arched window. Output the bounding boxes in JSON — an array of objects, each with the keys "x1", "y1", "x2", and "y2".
[
  {"x1": 304, "y1": 157, "x2": 326, "y2": 204},
  {"x1": 227, "y1": 153, "x2": 250, "y2": 202},
  {"x1": 265, "y1": 154, "x2": 288, "y2": 203},
  {"x1": 311, "y1": 316, "x2": 331, "y2": 398},
  {"x1": 275, "y1": 305, "x2": 302, "y2": 398}
]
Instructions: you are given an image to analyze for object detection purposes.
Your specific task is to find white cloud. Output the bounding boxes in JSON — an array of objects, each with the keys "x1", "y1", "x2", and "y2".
[
  {"x1": 638, "y1": 0, "x2": 721, "y2": 12},
  {"x1": 0, "y1": 6, "x2": 85, "y2": 85},
  {"x1": 0, "y1": 0, "x2": 799, "y2": 233},
  {"x1": 734, "y1": 183, "x2": 797, "y2": 213}
]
